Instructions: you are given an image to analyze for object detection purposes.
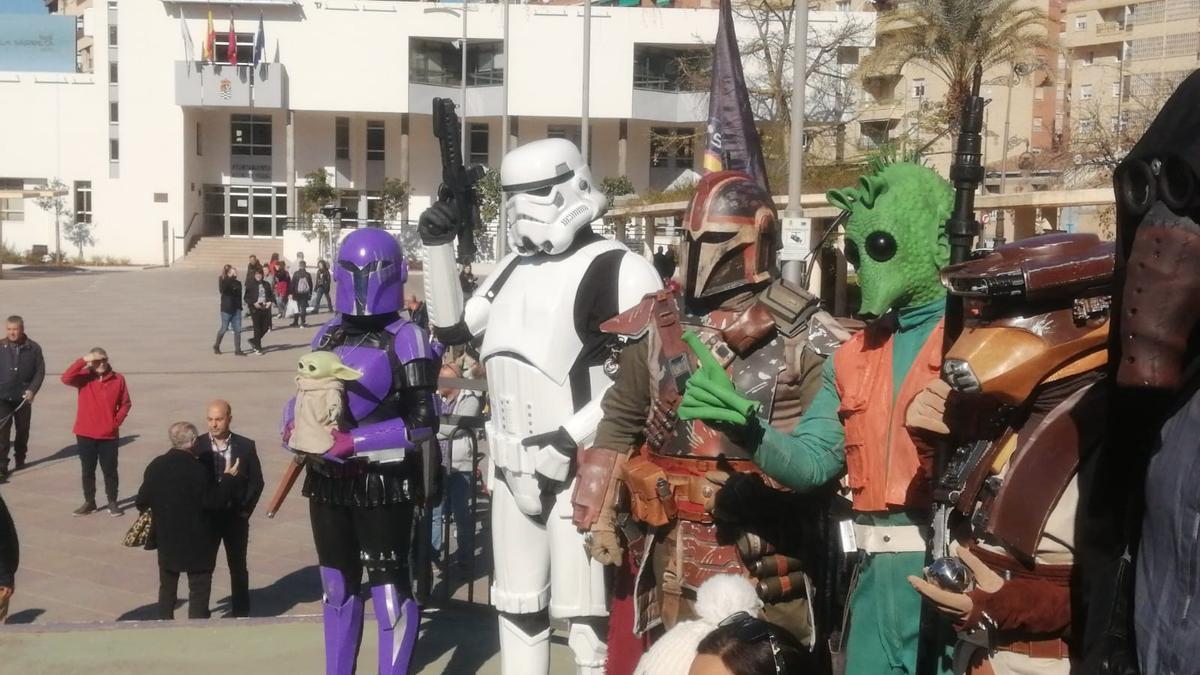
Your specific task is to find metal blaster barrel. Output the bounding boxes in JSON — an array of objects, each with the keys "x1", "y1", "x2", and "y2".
[{"x1": 432, "y1": 98, "x2": 486, "y2": 264}]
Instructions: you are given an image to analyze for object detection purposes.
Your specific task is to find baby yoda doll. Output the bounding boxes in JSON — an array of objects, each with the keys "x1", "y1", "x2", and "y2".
[{"x1": 290, "y1": 351, "x2": 363, "y2": 455}]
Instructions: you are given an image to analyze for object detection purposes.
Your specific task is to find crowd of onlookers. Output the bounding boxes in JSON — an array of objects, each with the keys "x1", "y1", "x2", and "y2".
[{"x1": 215, "y1": 252, "x2": 334, "y2": 355}]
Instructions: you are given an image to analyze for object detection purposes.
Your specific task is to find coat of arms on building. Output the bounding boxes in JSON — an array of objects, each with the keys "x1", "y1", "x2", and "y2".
[{"x1": 219, "y1": 79, "x2": 232, "y2": 100}]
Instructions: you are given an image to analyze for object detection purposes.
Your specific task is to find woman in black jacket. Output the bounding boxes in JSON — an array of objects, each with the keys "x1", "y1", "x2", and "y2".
[
  {"x1": 243, "y1": 269, "x2": 275, "y2": 355},
  {"x1": 309, "y1": 259, "x2": 333, "y2": 314},
  {"x1": 136, "y1": 422, "x2": 244, "y2": 620},
  {"x1": 214, "y1": 265, "x2": 244, "y2": 356}
]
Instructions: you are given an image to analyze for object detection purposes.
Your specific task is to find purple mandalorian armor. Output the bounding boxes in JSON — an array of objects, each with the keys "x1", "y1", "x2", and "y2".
[
  {"x1": 286, "y1": 228, "x2": 441, "y2": 675},
  {"x1": 334, "y1": 227, "x2": 409, "y2": 316}
]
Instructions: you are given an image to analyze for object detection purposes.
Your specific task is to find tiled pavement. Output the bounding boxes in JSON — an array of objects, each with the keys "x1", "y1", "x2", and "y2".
[{"x1": 0, "y1": 265, "x2": 542, "y2": 672}]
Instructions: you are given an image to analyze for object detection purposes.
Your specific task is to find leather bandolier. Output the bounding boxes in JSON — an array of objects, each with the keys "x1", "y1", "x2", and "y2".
[
  {"x1": 600, "y1": 280, "x2": 846, "y2": 640},
  {"x1": 934, "y1": 234, "x2": 1115, "y2": 673}
]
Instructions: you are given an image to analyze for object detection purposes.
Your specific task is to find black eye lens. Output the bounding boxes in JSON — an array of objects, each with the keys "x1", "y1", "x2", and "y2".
[
  {"x1": 845, "y1": 239, "x2": 861, "y2": 268},
  {"x1": 865, "y1": 231, "x2": 897, "y2": 262}
]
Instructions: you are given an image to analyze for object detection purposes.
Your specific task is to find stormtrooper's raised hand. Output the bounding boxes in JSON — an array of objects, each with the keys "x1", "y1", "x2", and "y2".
[
  {"x1": 678, "y1": 332, "x2": 760, "y2": 427},
  {"x1": 418, "y1": 189, "x2": 459, "y2": 246}
]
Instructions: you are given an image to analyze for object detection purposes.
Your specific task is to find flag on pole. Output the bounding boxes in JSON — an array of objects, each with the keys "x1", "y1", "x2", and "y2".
[
  {"x1": 702, "y1": 0, "x2": 770, "y2": 192},
  {"x1": 180, "y1": 13, "x2": 195, "y2": 66},
  {"x1": 203, "y1": 9, "x2": 215, "y2": 63},
  {"x1": 253, "y1": 12, "x2": 266, "y2": 67},
  {"x1": 226, "y1": 12, "x2": 238, "y2": 65}
]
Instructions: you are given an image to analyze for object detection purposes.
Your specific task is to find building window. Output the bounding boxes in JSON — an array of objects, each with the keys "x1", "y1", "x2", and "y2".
[
  {"x1": 109, "y1": 101, "x2": 118, "y2": 122},
  {"x1": 108, "y1": 24, "x2": 117, "y2": 46},
  {"x1": 409, "y1": 38, "x2": 505, "y2": 87},
  {"x1": 214, "y1": 32, "x2": 255, "y2": 66},
  {"x1": 1080, "y1": 84, "x2": 1094, "y2": 100},
  {"x1": 1084, "y1": 50, "x2": 1094, "y2": 65},
  {"x1": 836, "y1": 0, "x2": 850, "y2": 11},
  {"x1": 365, "y1": 192, "x2": 383, "y2": 226},
  {"x1": 1112, "y1": 81, "x2": 1121, "y2": 97},
  {"x1": 230, "y1": 114, "x2": 271, "y2": 180},
  {"x1": 469, "y1": 123, "x2": 489, "y2": 166},
  {"x1": 633, "y1": 45, "x2": 711, "y2": 92},
  {"x1": 1033, "y1": 117, "x2": 1043, "y2": 129},
  {"x1": 339, "y1": 190, "x2": 360, "y2": 226},
  {"x1": 109, "y1": 62, "x2": 118, "y2": 83},
  {"x1": 366, "y1": 120, "x2": 385, "y2": 162},
  {"x1": 1079, "y1": 119, "x2": 1094, "y2": 132},
  {"x1": 1110, "y1": 115, "x2": 1121, "y2": 130},
  {"x1": 650, "y1": 128, "x2": 695, "y2": 170},
  {"x1": 912, "y1": 77, "x2": 926, "y2": 99},
  {"x1": 335, "y1": 117, "x2": 350, "y2": 161},
  {"x1": 0, "y1": 178, "x2": 24, "y2": 223},
  {"x1": 1074, "y1": 15, "x2": 1086, "y2": 31},
  {"x1": 110, "y1": 139, "x2": 119, "y2": 160},
  {"x1": 1034, "y1": 87, "x2": 1045, "y2": 100},
  {"x1": 74, "y1": 181, "x2": 92, "y2": 224}
]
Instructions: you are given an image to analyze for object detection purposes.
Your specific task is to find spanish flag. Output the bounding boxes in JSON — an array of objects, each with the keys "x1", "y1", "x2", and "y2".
[{"x1": 203, "y1": 9, "x2": 215, "y2": 62}]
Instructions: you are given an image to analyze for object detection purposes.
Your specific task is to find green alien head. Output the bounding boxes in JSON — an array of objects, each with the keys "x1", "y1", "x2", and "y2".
[
  {"x1": 296, "y1": 351, "x2": 363, "y2": 381},
  {"x1": 827, "y1": 160, "x2": 953, "y2": 317}
]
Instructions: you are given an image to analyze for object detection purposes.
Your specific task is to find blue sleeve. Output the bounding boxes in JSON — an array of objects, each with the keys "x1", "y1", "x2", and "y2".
[{"x1": 752, "y1": 357, "x2": 846, "y2": 493}]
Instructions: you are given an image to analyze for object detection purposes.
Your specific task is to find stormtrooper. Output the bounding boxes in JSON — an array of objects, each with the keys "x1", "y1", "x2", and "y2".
[
  {"x1": 281, "y1": 228, "x2": 440, "y2": 675},
  {"x1": 420, "y1": 138, "x2": 662, "y2": 674}
]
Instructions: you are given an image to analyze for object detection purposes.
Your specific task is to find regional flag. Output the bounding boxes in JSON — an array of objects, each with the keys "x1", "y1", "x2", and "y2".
[
  {"x1": 227, "y1": 13, "x2": 238, "y2": 65},
  {"x1": 253, "y1": 12, "x2": 266, "y2": 67},
  {"x1": 703, "y1": 0, "x2": 770, "y2": 192},
  {"x1": 203, "y1": 9, "x2": 215, "y2": 63}
]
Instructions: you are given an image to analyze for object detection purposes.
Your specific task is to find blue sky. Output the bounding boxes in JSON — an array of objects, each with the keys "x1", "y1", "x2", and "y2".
[{"x1": 3, "y1": 0, "x2": 48, "y2": 14}]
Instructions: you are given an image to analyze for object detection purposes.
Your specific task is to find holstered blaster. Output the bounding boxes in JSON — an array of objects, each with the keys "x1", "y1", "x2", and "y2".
[{"x1": 432, "y1": 98, "x2": 486, "y2": 264}]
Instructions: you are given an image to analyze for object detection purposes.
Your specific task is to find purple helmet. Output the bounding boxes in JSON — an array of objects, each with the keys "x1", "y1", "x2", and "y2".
[{"x1": 333, "y1": 228, "x2": 407, "y2": 316}]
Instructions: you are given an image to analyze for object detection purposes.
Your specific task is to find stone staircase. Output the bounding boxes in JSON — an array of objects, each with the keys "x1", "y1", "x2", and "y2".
[{"x1": 172, "y1": 236, "x2": 286, "y2": 270}]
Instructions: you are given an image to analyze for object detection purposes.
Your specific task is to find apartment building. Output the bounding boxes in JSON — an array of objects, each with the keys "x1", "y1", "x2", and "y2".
[
  {"x1": 0, "y1": 0, "x2": 870, "y2": 264},
  {"x1": 1064, "y1": 0, "x2": 1199, "y2": 144}
]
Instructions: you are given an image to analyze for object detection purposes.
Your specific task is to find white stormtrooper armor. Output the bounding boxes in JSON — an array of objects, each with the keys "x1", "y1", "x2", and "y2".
[{"x1": 422, "y1": 139, "x2": 662, "y2": 675}]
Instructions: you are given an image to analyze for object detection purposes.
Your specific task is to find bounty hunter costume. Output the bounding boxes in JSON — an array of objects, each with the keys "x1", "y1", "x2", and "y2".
[
  {"x1": 419, "y1": 138, "x2": 661, "y2": 674},
  {"x1": 573, "y1": 170, "x2": 847, "y2": 657},
  {"x1": 905, "y1": 233, "x2": 1115, "y2": 675},
  {"x1": 282, "y1": 228, "x2": 441, "y2": 675},
  {"x1": 680, "y1": 161, "x2": 957, "y2": 675}
]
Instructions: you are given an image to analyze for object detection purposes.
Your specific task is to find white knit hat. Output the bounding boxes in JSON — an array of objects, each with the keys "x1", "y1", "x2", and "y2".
[{"x1": 633, "y1": 575, "x2": 763, "y2": 675}]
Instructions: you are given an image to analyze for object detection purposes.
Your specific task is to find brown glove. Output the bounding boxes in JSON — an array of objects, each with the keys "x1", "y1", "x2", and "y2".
[
  {"x1": 587, "y1": 527, "x2": 624, "y2": 567},
  {"x1": 574, "y1": 448, "x2": 627, "y2": 566},
  {"x1": 906, "y1": 378, "x2": 952, "y2": 436}
]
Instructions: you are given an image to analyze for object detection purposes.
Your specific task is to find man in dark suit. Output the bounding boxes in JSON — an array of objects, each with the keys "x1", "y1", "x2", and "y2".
[
  {"x1": 136, "y1": 422, "x2": 245, "y2": 620},
  {"x1": 195, "y1": 400, "x2": 264, "y2": 617}
]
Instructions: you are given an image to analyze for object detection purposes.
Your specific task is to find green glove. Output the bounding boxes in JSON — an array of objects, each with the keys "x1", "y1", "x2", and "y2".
[{"x1": 678, "y1": 331, "x2": 761, "y2": 426}]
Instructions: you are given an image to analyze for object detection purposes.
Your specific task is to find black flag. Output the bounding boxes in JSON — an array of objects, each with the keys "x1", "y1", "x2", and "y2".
[{"x1": 702, "y1": 0, "x2": 771, "y2": 193}]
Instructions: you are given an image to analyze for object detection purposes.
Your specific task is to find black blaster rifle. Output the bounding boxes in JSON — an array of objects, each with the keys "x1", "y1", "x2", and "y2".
[
  {"x1": 432, "y1": 98, "x2": 486, "y2": 264},
  {"x1": 916, "y1": 63, "x2": 987, "y2": 675}
]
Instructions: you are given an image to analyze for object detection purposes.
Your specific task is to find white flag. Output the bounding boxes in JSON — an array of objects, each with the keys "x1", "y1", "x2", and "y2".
[{"x1": 180, "y1": 13, "x2": 195, "y2": 67}]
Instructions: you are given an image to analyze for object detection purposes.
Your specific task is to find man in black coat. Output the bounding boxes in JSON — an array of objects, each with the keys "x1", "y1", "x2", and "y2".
[
  {"x1": 244, "y1": 269, "x2": 275, "y2": 355},
  {"x1": 0, "y1": 316, "x2": 46, "y2": 479},
  {"x1": 195, "y1": 400, "x2": 263, "y2": 618},
  {"x1": 135, "y1": 421, "x2": 244, "y2": 620},
  {"x1": 289, "y1": 260, "x2": 314, "y2": 328},
  {"x1": 0, "y1": 489, "x2": 17, "y2": 621}
]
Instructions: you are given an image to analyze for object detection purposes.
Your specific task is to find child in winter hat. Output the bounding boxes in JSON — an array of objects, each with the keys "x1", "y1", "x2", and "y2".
[{"x1": 633, "y1": 574, "x2": 763, "y2": 675}]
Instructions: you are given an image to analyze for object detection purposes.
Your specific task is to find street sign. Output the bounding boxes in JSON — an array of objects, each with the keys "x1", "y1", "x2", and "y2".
[{"x1": 779, "y1": 216, "x2": 812, "y2": 262}]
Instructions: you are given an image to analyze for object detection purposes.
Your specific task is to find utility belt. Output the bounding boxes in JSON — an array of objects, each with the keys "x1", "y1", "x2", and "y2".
[
  {"x1": 485, "y1": 421, "x2": 537, "y2": 475},
  {"x1": 852, "y1": 522, "x2": 930, "y2": 554},
  {"x1": 623, "y1": 449, "x2": 759, "y2": 527}
]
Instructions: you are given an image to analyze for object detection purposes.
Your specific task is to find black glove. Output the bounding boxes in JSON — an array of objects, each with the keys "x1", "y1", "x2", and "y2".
[
  {"x1": 522, "y1": 427, "x2": 577, "y2": 493},
  {"x1": 418, "y1": 197, "x2": 459, "y2": 246}
]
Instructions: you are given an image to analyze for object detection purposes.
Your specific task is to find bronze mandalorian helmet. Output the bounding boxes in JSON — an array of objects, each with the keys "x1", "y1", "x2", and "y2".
[{"x1": 679, "y1": 170, "x2": 778, "y2": 309}]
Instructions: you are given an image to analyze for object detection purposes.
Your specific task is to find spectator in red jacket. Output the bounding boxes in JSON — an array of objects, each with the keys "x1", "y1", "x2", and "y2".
[{"x1": 61, "y1": 348, "x2": 132, "y2": 517}]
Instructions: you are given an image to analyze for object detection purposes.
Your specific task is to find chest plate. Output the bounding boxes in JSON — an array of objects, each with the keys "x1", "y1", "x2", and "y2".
[{"x1": 332, "y1": 344, "x2": 391, "y2": 423}]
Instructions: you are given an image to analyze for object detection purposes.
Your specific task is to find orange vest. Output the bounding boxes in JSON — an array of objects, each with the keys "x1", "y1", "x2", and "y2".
[{"x1": 833, "y1": 318, "x2": 944, "y2": 512}]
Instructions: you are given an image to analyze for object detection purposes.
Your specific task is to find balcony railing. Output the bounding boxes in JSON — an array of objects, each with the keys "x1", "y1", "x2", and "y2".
[
  {"x1": 1096, "y1": 21, "x2": 1125, "y2": 35},
  {"x1": 174, "y1": 62, "x2": 286, "y2": 108}
]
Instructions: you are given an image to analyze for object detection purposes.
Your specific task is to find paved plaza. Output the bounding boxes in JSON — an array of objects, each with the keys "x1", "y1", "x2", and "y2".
[{"x1": 0, "y1": 264, "x2": 553, "y2": 672}]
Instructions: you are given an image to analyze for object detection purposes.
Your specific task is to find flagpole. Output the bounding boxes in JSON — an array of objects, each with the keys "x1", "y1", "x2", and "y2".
[
  {"x1": 497, "y1": 0, "x2": 509, "y2": 260},
  {"x1": 581, "y1": 0, "x2": 591, "y2": 158},
  {"x1": 781, "y1": 1, "x2": 808, "y2": 287},
  {"x1": 460, "y1": 0, "x2": 469, "y2": 162}
]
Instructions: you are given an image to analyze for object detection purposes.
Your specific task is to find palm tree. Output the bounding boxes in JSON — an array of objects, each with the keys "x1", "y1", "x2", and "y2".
[{"x1": 860, "y1": 0, "x2": 1050, "y2": 125}]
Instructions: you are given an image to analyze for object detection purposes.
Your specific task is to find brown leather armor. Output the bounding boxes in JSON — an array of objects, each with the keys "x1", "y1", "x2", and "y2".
[{"x1": 599, "y1": 281, "x2": 840, "y2": 634}]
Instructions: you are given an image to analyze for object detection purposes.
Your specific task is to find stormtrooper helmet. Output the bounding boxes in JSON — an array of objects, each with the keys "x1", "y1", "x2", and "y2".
[{"x1": 501, "y1": 138, "x2": 607, "y2": 256}]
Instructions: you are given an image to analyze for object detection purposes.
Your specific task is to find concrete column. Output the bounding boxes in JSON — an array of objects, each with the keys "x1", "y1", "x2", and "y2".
[
  {"x1": 508, "y1": 115, "x2": 519, "y2": 152},
  {"x1": 286, "y1": 110, "x2": 296, "y2": 227},
  {"x1": 643, "y1": 214, "x2": 655, "y2": 261},
  {"x1": 618, "y1": 119, "x2": 628, "y2": 178},
  {"x1": 400, "y1": 113, "x2": 410, "y2": 225}
]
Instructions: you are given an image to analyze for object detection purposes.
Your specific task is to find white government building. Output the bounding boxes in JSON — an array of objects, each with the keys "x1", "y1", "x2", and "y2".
[{"x1": 1, "y1": 0, "x2": 871, "y2": 266}]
